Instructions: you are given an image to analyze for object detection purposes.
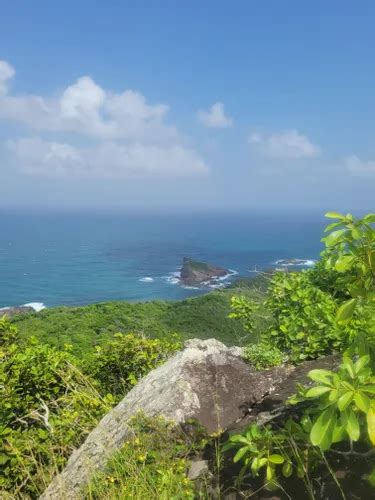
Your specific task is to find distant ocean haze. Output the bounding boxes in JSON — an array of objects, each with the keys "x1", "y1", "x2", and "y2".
[{"x1": 0, "y1": 211, "x2": 325, "y2": 308}]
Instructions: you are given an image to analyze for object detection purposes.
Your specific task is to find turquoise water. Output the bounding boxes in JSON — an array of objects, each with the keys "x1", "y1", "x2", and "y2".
[{"x1": 0, "y1": 211, "x2": 326, "y2": 308}]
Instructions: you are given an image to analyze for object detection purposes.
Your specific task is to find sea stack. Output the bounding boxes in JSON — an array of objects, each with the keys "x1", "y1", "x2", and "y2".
[{"x1": 180, "y1": 257, "x2": 229, "y2": 286}]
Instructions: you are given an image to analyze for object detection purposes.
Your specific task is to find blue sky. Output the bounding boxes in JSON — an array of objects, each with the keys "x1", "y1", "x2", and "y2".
[{"x1": 0, "y1": 1, "x2": 374, "y2": 211}]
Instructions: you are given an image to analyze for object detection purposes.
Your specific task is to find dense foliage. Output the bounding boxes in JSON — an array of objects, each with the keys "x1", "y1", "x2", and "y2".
[
  {"x1": 85, "y1": 415, "x2": 206, "y2": 499},
  {"x1": 13, "y1": 283, "x2": 265, "y2": 356},
  {"x1": 242, "y1": 342, "x2": 284, "y2": 370},
  {"x1": 0, "y1": 317, "x2": 112, "y2": 496},
  {"x1": 224, "y1": 212, "x2": 375, "y2": 497},
  {"x1": 0, "y1": 319, "x2": 181, "y2": 497},
  {"x1": 85, "y1": 333, "x2": 181, "y2": 398}
]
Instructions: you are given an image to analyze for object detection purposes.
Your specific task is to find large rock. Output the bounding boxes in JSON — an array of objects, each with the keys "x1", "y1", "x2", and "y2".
[
  {"x1": 41, "y1": 339, "x2": 292, "y2": 499},
  {"x1": 180, "y1": 257, "x2": 230, "y2": 286},
  {"x1": 0, "y1": 306, "x2": 34, "y2": 318}
]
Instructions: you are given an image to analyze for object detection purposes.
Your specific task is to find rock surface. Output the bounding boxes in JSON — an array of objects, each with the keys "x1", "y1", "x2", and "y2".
[
  {"x1": 180, "y1": 257, "x2": 230, "y2": 286},
  {"x1": 41, "y1": 338, "x2": 292, "y2": 499},
  {"x1": 188, "y1": 459, "x2": 209, "y2": 480},
  {"x1": 0, "y1": 306, "x2": 34, "y2": 318},
  {"x1": 229, "y1": 354, "x2": 339, "y2": 433}
]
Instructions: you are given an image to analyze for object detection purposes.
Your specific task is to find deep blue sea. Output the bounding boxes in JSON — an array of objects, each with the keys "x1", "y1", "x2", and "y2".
[{"x1": 0, "y1": 211, "x2": 327, "y2": 309}]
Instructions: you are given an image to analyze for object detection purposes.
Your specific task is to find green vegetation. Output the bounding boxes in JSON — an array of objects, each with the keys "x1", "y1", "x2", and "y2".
[
  {"x1": 242, "y1": 342, "x2": 284, "y2": 370},
  {"x1": 1, "y1": 211, "x2": 374, "y2": 498},
  {"x1": 0, "y1": 317, "x2": 112, "y2": 496},
  {"x1": 12, "y1": 283, "x2": 266, "y2": 356},
  {"x1": 86, "y1": 333, "x2": 181, "y2": 398},
  {"x1": 224, "y1": 211, "x2": 375, "y2": 497},
  {"x1": 0, "y1": 321, "x2": 181, "y2": 497},
  {"x1": 85, "y1": 415, "x2": 206, "y2": 499}
]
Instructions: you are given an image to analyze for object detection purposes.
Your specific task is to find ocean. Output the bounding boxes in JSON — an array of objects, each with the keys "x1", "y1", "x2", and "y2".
[{"x1": 0, "y1": 210, "x2": 326, "y2": 309}]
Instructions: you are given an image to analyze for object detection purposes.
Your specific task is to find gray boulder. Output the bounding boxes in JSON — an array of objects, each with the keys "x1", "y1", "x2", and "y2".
[
  {"x1": 41, "y1": 338, "x2": 292, "y2": 499},
  {"x1": 188, "y1": 459, "x2": 209, "y2": 480}
]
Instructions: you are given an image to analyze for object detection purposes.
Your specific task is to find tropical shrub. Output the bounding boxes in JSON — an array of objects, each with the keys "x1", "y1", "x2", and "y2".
[
  {"x1": 242, "y1": 342, "x2": 283, "y2": 370},
  {"x1": 308, "y1": 249, "x2": 350, "y2": 298},
  {"x1": 222, "y1": 419, "x2": 321, "y2": 494},
  {"x1": 85, "y1": 414, "x2": 201, "y2": 499},
  {"x1": 265, "y1": 271, "x2": 370, "y2": 362},
  {"x1": 290, "y1": 354, "x2": 375, "y2": 450},
  {"x1": 224, "y1": 212, "x2": 375, "y2": 495},
  {"x1": 0, "y1": 316, "x2": 112, "y2": 497},
  {"x1": 266, "y1": 271, "x2": 343, "y2": 361},
  {"x1": 84, "y1": 333, "x2": 181, "y2": 398}
]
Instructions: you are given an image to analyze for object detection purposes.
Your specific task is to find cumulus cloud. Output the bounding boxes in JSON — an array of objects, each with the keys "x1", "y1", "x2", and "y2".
[
  {"x1": 1, "y1": 60, "x2": 209, "y2": 178},
  {"x1": 345, "y1": 155, "x2": 375, "y2": 177},
  {"x1": 7, "y1": 137, "x2": 209, "y2": 178},
  {"x1": 0, "y1": 61, "x2": 15, "y2": 95},
  {"x1": 0, "y1": 60, "x2": 178, "y2": 142},
  {"x1": 248, "y1": 129, "x2": 321, "y2": 159},
  {"x1": 197, "y1": 102, "x2": 233, "y2": 128}
]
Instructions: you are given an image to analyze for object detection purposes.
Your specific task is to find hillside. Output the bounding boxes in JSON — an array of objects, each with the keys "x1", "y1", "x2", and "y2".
[{"x1": 12, "y1": 278, "x2": 268, "y2": 355}]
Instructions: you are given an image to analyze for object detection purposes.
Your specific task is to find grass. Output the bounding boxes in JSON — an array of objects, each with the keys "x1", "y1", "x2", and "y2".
[
  {"x1": 12, "y1": 278, "x2": 268, "y2": 356},
  {"x1": 84, "y1": 415, "x2": 208, "y2": 500}
]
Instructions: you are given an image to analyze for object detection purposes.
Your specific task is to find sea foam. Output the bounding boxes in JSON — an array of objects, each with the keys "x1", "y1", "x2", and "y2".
[
  {"x1": 274, "y1": 259, "x2": 316, "y2": 268},
  {"x1": 23, "y1": 302, "x2": 46, "y2": 312}
]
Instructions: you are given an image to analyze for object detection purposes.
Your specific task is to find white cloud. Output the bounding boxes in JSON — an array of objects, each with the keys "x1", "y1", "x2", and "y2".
[
  {"x1": 248, "y1": 129, "x2": 321, "y2": 159},
  {"x1": 1, "y1": 60, "x2": 209, "y2": 179},
  {"x1": 197, "y1": 102, "x2": 233, "y2": 128},
  {"x1": 0, "y1": 60, "x2": 178, "y2": 142},
  {"x1": 345, "y1": 155, "x2": 375, "y2": 177},
  {"x1": 7, "y1": 137, "x2": 209, "y2": 178},
  {"x1": 0, "y1": 60, "x2": 15, "y2": 94}
]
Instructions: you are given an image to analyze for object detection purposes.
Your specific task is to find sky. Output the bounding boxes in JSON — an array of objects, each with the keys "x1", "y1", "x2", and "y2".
[{"x1": 0, "y1": 1, "x2": 374, "y2": 212}]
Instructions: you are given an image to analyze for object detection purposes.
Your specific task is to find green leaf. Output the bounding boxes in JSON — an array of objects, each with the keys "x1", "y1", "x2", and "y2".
[
  {"x1": 268, "y1": 454, "x2": 285, "y2": 464},
  {"x1": 366, "y1": 408, "x2": 375, "y2": 445},
  {"x1": 363, "y1": 213, "x2": 375, "y2": 223},
  {"x1": 346, "y1": 410, "x2": 360, "y2": 441},
  {"x1": 354, "y1": 355, "x2": 370, "y2": 374},
  {"x1": 310, "y1": 406, "x2": 336, "y2": 450},
  {"x1": 322, "y1": 229, "x2": 347, "y2": 247},
  {"x1": 266, "y1": 464, "x2": 274, "y2": 481},
  {"x1": 362, "y1": 385, "x2": 375, "y2": 394},
  {"x1": 369, "y1": 251, "x2": 375, "y2": 272},
  {"x1": 282, "y1": 461, "x2": 293, "y2": 478},
  {"x1": 335, "y1": 255, "x2": 354, "y2": 272},
  {"x1": 306, "y1": 386, "x2": 331, "y2": 398},
  {"x1": 354, "y1": 392, "x2": 371, "y2": 413},
  {"x1": 324, "y1": 221, "x2": 344, "y2": 232},
  {"x1": 308, "y1": 369, "x2": 333, "y2": 385},
  {"x1": 328, "y1": 388, "x2": 338, "y2": 402},
  {"x1": 351, "y1": 228, "x2": 361, "y2": 240},
  {"x1": 229, "y1": 435, "x2": 251, "y2": 445},
  {"x1": 332, "y1": 423, "x2": 346, "y2": 443},
  {"x1": 338, "y1": 391, "x2": 353, "y2": 411},
  {"x1": 0, "y1": 454, "x2": 10, "y2": 465},
  {"x1": 233, "y1": 446, "x2": 249, "y2": 463},
  {"x1": 342, "y1": 356, "x2": 356, "y2": 378},
  {"x1": 251, "y1": 457, "x2": 259, "y2": 475},
  {"x1": 325, "y1": 212, "x2": 345, "y2": 220},
  {"x1": 336, "y1": 299, "x2": 357, "y2": 324}
]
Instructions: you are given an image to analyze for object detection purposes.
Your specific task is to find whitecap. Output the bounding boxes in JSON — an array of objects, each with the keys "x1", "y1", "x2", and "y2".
[
  {"x1": 274, "y1": 259, "x2": 316, "y2": 268},
  {"x1": 139, "y1": 277, "x2": 154, "y2": 283},
  {"x1": 22, "y1": 302, "x2": 46, "y2": 312},
  {"x1": 163, "y1": 271, "x2": 180, "y2": 285}
]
